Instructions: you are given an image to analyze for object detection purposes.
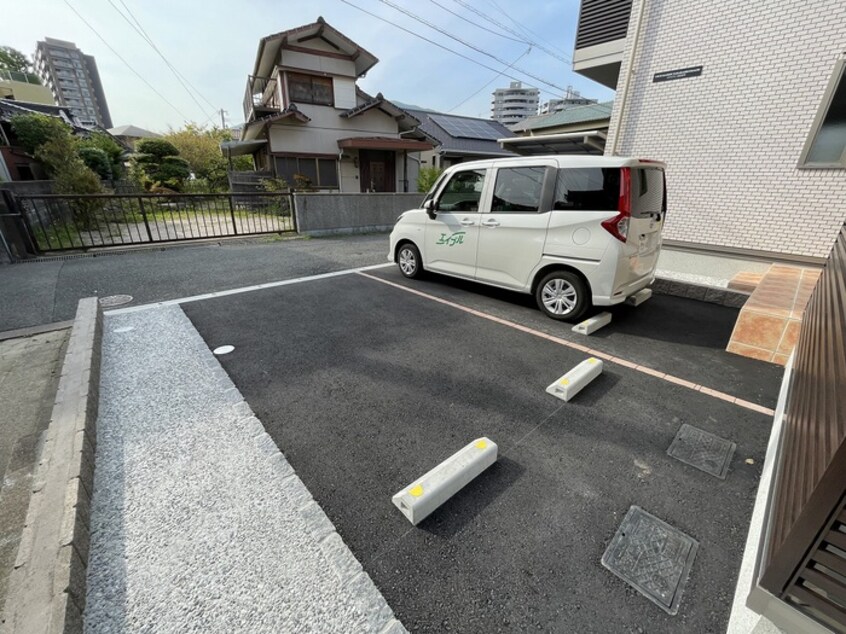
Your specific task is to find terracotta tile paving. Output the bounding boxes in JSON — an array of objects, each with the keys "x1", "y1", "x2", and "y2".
[{"x1": 727, "y1": 265, "x2": 822, "y2": 365}]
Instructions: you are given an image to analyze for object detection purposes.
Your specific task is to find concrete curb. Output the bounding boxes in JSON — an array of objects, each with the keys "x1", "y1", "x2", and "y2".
[
  {"x1": 652, "y1": 277, "x2": 750, "y2": 308},
  {"x1": 1, "y1": 298, "x2": 102, "y2": 634}
]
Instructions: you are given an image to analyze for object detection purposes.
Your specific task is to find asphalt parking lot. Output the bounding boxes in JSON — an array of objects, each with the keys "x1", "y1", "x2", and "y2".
[{"x1": 183, "y1": 267, "x2": 782, "y2": 633}]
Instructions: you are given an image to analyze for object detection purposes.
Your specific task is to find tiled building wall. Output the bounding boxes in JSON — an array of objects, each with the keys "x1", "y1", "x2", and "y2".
[{"x1": 606, "y1": 0, "x2": 846, "y2": 258}]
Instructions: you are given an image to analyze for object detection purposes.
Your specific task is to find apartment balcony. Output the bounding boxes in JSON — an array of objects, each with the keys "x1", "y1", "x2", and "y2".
[
  {"x1": 573, "y1": 0, "x2": 632, "y2": 89},
  {"x1": 243, "y1": 75, "x2": 279, "y2": 122}
]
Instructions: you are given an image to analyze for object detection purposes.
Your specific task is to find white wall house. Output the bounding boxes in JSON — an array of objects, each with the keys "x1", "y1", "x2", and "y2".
[
  {"x1": 235, "y1": 18, "x2": 431, "y2": 193},
  {"x1": 573, "y1": 0, "x2": 846, "y2": 260}
]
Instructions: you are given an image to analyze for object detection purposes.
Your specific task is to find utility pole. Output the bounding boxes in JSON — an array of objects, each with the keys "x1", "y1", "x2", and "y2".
[{"x1": 219, "y1": 108, "x2": 227, "y2": 129}]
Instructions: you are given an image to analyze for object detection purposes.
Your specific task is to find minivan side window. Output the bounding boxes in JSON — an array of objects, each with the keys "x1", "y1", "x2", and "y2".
[
  {"x1": 491, "y1": 167, "x2": 546, "y2": 212},
  {"x1": 437, "y1": 169, "x2": 487, "y2": 212},
  {"x1": 553, "y1": 168, "x2": 619, "y2": 211}
]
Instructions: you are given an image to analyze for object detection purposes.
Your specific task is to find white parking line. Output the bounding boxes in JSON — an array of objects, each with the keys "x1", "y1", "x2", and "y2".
[
  {"x1": 358, "y1": 271, "x2": 775, "y2": 417},
  {"x1": 105, "y1": 263, "x2": 393, "y2": 315}
]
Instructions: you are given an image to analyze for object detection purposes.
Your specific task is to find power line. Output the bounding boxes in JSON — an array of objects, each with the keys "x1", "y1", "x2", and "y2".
[
  {"x1": 450, "y1": 0, "x2": 570, "y2": 63},
  {"x1": 338, "y1": 0, "x2": 562, "y2": 99},
  {"x1": 426, "y1": 0, "x2": 525, "y2": 44},
  {"x1": 447, "y1": 47, "x2": 530, "y2": 112},
  {"x1": 374, "y1": 0, "x2": 566, "y2": 91},
  {"x1": 107, "y1": 0, "x2": 219, "y2": 124},
  {"x1": 487, "y1": 0, "x2": 571, "y2": 57},
  {"x1": 63, "y1": 0, "x2": 191, "y2": 121}
]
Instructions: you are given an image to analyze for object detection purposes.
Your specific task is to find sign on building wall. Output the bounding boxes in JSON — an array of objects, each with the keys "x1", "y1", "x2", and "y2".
[{"x1": 653, "y1": 66, "x2": 703, "y2": 83}]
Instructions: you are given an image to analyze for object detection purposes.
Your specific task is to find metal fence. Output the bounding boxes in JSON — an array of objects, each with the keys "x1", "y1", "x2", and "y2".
[
  {"x1": 758, "y1": 223, "x2": 846, "y2": 632},
  {"x1": 9, "y1": 191, "x2": 295, "y2": 252}
]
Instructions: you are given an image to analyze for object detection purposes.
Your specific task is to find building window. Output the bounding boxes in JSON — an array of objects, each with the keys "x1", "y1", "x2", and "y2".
[
  {"x1": 801, "y1": 58, "x2": 846, "y2": 168},
  {"x1": 287, "y1": 72, "x2": 333, "y2": 106},
  {"x1": 274, "y1": 156, "x2": 339, "y2": 188}
]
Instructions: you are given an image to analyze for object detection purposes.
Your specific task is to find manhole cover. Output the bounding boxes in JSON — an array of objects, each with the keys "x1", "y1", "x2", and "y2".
[
  {"x1": 602, "y1": 506, "x2": 698, "y2": 615},
  {"x1": 98, "y1": 294, "x2": 133, "y2": 307},
  {"x1": 667, "y1": 424, "x2": 736, "y2": 479},
  {"x1": 213, "y1": 345, "x2": 234, "y2": 355}
]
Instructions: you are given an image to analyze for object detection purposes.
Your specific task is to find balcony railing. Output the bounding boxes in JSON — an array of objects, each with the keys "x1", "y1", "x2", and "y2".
[
  {"x1": 243, "y1": 75, "x2": 279, "y2": 121},
  {"x1": 0, "y1": 69, "x2": 42, "y2": 86}
]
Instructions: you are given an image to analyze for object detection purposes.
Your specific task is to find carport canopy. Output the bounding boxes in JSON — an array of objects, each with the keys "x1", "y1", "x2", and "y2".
[{"x1": 498, "y1": 130, "x2": 607, "y2": 156}]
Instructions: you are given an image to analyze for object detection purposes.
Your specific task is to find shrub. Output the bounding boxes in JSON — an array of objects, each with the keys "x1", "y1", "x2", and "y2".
[
  {"x1": 260, "y1": 177, "x2": 289, "y2": 192},
  {"x1": 79, "y1": 132, "x2": 125, "y2": 179},
  {"x1": 79, "y1": 147, "x2": 113, "y2": 180},
  {"x1": 417, "y1": 166, "x2": 444, "y2": 193}
]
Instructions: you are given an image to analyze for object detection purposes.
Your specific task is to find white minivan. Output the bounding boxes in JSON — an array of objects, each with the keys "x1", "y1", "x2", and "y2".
[{"x1": 388, "y1": 155, "x2": 666, "y2": 322}]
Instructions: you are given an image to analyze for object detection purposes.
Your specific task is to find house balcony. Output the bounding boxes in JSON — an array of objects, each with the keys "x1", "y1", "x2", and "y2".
[
  {"x1": 572, "y1": 0, "x2": 632, "y2": 89},
  {"x1": 243, "y1": 75, "x2": 279, "y2": 122}
]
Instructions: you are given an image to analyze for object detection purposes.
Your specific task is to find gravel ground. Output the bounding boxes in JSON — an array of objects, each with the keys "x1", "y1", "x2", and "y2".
[{"x1": 85, "y1": 305, "x2": 404, "y2": 633}]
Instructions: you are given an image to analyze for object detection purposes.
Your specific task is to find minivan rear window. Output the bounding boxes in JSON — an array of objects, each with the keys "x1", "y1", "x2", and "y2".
[
  {"x1": 631, "y1": 168, "x2": 665, "y2": 217},
  {"x1": 553, "y1": 168, "x2": 619, "y2": 211}
]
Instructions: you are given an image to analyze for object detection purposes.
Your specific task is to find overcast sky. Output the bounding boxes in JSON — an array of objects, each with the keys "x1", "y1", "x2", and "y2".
[{"x1": 4, "y1": 0, "x2": 614, "y2": 132}]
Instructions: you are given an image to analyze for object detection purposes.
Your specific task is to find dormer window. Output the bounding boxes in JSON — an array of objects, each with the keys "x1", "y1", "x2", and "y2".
[{"x1": 288, "y1": 72, "x2": 334, "y2": 107}]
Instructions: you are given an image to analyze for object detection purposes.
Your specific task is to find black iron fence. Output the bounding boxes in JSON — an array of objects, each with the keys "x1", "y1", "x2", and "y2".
[{"x1": 7, "y1": 191, "x2": 295, "y2": 252}]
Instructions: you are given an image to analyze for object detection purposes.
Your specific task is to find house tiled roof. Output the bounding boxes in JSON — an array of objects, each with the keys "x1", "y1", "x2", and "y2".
[
  {"x1": 405, "y1": 109, "x2": 517, "y2": 157},
  {"x1": 107, "y1": 124, "x2": 160, "y2": 139},
  {"x1": 509, "y1": 101, "x2": 614, "y2": 133}
]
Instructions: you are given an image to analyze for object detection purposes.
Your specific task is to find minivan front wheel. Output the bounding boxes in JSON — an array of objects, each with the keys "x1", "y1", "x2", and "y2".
[
  {"x1": 535, "y1": 271, "x2": 589, "y2": 322},
  {"x1": 397, "y1": 243, "x2": 423, "y2": 279}
]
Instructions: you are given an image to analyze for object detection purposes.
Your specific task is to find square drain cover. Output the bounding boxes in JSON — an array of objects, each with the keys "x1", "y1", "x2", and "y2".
[
  {"x1": 602, "y1": 506, "x2": 698, "y2": 615},
  {"x1": 667, "y1": 424, "x2": 736, "y2": 479}
]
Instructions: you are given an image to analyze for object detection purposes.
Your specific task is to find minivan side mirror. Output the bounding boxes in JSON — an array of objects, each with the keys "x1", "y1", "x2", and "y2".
[{"x1": 423, "y1": 198, "x2": 437, "y2": 219}]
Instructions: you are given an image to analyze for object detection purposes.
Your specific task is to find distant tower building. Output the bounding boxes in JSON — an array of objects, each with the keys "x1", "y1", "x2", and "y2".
[
  {"x1": 538, "y1": 86, "x2": 597, "y2": 115},
  {"x1": 33, "y1": 38, "x2": 112, "y2": 128},
  {"x1": 491, "y1": 81, "x2": 539, "y2": 126}
]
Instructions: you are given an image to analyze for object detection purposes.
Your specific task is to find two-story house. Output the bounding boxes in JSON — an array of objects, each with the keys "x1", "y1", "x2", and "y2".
[{"x1": 234, "y1": 18, "x2": 432, "y2": 193}]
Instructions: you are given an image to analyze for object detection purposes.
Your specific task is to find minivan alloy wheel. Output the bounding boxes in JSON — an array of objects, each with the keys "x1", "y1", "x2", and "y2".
[
  {"x1": 541, "y1": 278, "x2": 577, "y2": 315},
  {"x1": 399, "y1": 248, "x2": 416, "y2": 275}
]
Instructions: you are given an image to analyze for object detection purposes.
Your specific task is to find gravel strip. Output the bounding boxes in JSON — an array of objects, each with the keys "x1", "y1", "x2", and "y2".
[{"x1": 85, "y1": 305, "x2": 403, "y2": 633}]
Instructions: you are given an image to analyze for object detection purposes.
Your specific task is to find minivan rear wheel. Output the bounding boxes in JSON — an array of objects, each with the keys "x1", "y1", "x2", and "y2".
[
  {"x1": 535, "y1": 271, "x2": 589, "y2": 322},
  {"x1": 397, "y1": 243, "x2": 423, "y2": 279}
]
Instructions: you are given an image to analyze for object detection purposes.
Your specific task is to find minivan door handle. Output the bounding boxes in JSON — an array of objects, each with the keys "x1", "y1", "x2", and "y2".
[
  {"x1": 481, "y1": 218, "x2": 500, "y2": 228},
  {"x1": 459, "y1": 218, "x2": 475, "y2": 226}
]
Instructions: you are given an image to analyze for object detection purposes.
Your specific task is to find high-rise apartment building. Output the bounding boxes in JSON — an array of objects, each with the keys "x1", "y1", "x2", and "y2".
[
  {"x1": 490, "y1": 81, "x2": 539, "y2": 126},
  {"x1": 33, "y1": 38, "x2": 112, "y2": 128},
  {"x1": 538, "y1": 86, "x2": 597, "y2": 115}
]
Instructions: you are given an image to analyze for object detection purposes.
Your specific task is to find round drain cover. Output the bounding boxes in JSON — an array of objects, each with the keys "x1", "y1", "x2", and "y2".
[
  {"x1": 213, "y1": 345, "x2": 234, "y2": 355},
  {"x1": 99, "y1": 294, "x2": 133, "y2": 307}
]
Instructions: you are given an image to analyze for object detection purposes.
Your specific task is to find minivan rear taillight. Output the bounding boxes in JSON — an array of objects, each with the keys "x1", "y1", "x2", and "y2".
[{"x1": 601, "y1": 167, "x2": 631, "y2": 243}]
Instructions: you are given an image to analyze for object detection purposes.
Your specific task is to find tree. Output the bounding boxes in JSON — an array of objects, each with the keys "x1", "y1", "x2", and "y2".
[
  {"x1": 10, "y1": 114, "x2": 73, "y2": 155},
  {"x1": 0, "y1": 46, "x2": 31, "y2": 74},
  {"x1": 162, "y1": 124, "x2": 252, "y2": 192},
  {"x1": 134, "y1": 138, "x2": 190, "y2": 190},
  {"x1": 417, "y1": 166, "x2": 444, "y2": 193}
]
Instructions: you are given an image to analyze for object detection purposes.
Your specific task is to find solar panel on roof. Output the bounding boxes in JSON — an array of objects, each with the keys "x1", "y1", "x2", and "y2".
[{"x1": 430, "y1": 114, "x2": 504, "y2": 141}]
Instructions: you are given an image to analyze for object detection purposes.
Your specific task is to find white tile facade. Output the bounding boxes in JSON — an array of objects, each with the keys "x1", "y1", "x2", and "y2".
[{"x1": 606, "y1": 0, "x2": 846, "y2": 258}]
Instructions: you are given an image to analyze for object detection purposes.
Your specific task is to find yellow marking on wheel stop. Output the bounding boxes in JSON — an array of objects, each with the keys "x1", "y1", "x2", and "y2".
[
  {"x1": 409, "y1": 484, "x2": 424, "y2": 497},
  {"x1": 475, "y1": 440, "x2": 487, "y2": 449},
  {"x1": 588, "y1": 358, "x2": 598, "y2": 364},
  {"x1": 559, "y1": 378, "x2": 570, "y2": 385}
]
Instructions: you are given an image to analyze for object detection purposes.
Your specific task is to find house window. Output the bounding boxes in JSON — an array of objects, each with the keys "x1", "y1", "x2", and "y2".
[
  {"x1": 274, "y1": 156, "x2": 339, "y2": 188},
  {"x1": 801, "y1": 58, "x2": 846, "y2": 168},
  {"x1": 287, "y1": 72, "x2": 333, "y2": 106}
]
